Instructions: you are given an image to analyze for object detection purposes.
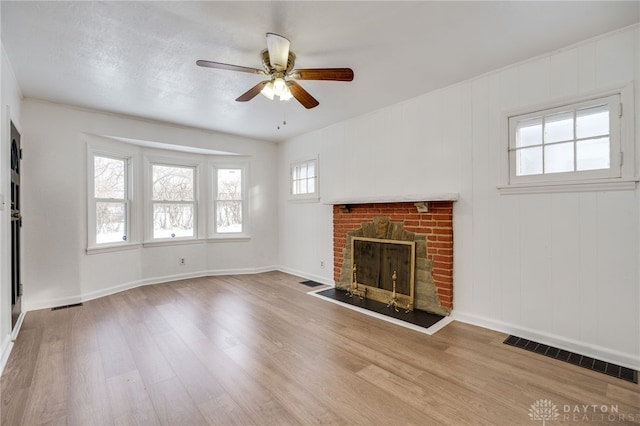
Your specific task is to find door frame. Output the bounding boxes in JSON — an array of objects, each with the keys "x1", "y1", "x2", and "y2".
[{"x1": 10, "y1": 120, "x2": 22, "y2": 330}]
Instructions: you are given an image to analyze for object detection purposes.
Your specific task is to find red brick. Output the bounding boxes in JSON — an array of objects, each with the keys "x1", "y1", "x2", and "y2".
[
  {"x1": 433, "y1": 274, "x2": 453, "y2": 284},
  {"x1": 432, "y1": 228, "x2": 452, "y2": 235}
]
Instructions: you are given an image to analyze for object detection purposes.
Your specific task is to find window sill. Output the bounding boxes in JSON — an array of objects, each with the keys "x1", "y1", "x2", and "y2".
[
  {"x1": 142, "y1": 239, "x2": 205, "y2": 248},
  {"x1": 207, "y1": 234, "x2": 251, "y2": 242},
  {"x1": 289, "y1": 195, "x2": 320, "y2": 203},
  {"x1": 86, "y1": 243, "x2": 141, "y2": 255},
  {"x1": 497, "y1": 178, "x2": 638, "y2": 195}
]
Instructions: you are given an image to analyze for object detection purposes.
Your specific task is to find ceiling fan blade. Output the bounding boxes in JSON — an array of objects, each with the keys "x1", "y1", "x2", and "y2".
[
  {"x1": 196, "y1": 60, "x2": 265, "y2": 75},
  {"x1": 291, "y1": 68, "x2": 354, "y2": 81},
  {"x1": 289, "y1": 81, "x2": 319, "y2": 109},
  {"x1": 236, "y1": 81, "x2": 270, "y2": 102},
  {"x1": 266, "y1": 33, "x2": 290, "y2": 71}
]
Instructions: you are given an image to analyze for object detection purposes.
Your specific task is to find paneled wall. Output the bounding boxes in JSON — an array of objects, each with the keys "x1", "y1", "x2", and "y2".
[{"x1": 278, "y1": 26, "x2": 640, "y2": 368}]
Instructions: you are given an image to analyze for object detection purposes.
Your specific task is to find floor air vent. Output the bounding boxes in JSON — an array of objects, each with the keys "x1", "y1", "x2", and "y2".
[
  {"x1": 503, "y1": 335, "x2": 637, "y2": 383},
  {"x1": 51, "y1": 303, "x2": 83, "y2": 311}
]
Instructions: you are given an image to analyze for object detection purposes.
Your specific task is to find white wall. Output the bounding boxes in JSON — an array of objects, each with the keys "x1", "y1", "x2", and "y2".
[
  {"x1": 278, "y1": 26, "x2": 640, "y2": 369},
  {"x1": 20, "y1": 99, "x2": 279, "y2": 311},
  {"x1": 0, "y1": 44, "x2": 23, "y2": 369}
]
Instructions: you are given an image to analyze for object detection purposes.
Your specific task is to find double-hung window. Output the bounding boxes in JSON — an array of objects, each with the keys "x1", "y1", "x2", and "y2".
[
  {"x1": 151, "y1": 164, "x2": 196, "y2": 239},
  {"x1": 91, "y1": 154, "x2": 130, "y2": 246},
  {"x1": 213, "y1": 168, "x2": 244, "y2": 233}
]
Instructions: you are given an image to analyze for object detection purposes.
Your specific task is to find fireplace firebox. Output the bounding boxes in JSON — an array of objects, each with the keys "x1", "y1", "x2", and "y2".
[{"x1": 351, "y1": 237, "x2": 415, "y2": 311}]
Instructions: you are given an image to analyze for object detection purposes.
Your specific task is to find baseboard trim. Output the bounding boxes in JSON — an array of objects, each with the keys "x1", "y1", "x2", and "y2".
[
  {"x1": 452, "y1": 311, "x2": 640, "y2": 371},
  {"x1": 275, "y1": 266, "x2": 334, "y2": 286},
  {"x1": 23, "y1": 266, "x2": 279, "y2": 312},
  {"x1": 0, "y1": 311, "x2": 26, "y2": 376}
]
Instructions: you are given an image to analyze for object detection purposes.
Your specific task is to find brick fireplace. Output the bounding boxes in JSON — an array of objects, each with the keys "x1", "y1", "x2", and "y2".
[{"x1": 332, "y1": 201, "x2": 453, "y2": 315}]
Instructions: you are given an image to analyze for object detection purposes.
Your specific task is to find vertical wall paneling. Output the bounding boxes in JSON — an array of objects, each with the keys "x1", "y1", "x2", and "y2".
[
  {"x1": 498, "y1": 195, "x2": 521, "y2": 325},
  {"x1": 549, "y1": 47, "x2": 579, "y2": 99},
  {"x1": 577, "y1": 42, "x2": 597, "y2": 93},
  {"x1": 595, "y1": 29, "x2": 636, "y2": 88},
  {"x1": 516, "y1": 57, "x2": 551, "y2": 107},
  {"x1": 549, "y1": 193, "x2": 581, "y2": 340},
  {"x1": 595, "y1": 191, "x2": 637, "y2": 355},
  {"x1": 577, "y1": 193, "x2": 599, "y2": 345},
  {"x1": 453, "y1": 81, "x2": 475, "y2": 313},
  {"x1": 278, "y1": 26, "x2": 640, "y2": 368},
  {"x1": 518, "y1": 194, "x2": 553, "y2": 333}
]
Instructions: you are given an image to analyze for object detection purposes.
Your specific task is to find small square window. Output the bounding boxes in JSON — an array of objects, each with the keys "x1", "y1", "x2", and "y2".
[{"x1": 291, "y1": 159, "x2": 318, "y2": 199}]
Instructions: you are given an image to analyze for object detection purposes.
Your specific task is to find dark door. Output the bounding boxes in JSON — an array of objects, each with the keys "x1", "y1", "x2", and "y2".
[{"x1": 10, "y1": 122, "x2": 22, "y2": 329}]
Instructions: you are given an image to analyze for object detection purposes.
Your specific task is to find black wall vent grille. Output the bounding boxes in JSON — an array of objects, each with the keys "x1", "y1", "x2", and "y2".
[
  {"x1": 51, "y1": 303, "x2": 83, "y2": 311},
  {"x1": 504, "y1": 335, "x2": 637, "y2": 384}
]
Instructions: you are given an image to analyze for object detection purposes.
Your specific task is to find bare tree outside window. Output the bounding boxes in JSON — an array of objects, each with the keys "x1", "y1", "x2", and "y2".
[
  {"x1": 216, "y1": 168, "x2": 242, "y2": 233},
  {"x1": 94, "y1": 156, "x2": 127, "y2": 244},
  {"x1": 152, "y1": 164, "x2": 195, "y2": 239}
]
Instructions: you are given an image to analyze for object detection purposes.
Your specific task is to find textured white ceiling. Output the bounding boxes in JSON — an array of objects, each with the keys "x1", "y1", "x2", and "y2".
[{"x1": 2, "y1": 1, "x2": 639, "y2": 143}]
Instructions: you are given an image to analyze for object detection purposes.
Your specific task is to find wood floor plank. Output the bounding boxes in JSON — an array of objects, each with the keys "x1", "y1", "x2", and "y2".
[
  {"x1": 20, "y1": 340, "x2": 68, "y2": 425},
  {"x1": 2, "y1": 272, "x2": 638, "y2": 425},
  {"x1": 150, "y1": 329, "x2": 226, "y2": 405},
  {"x1": 164, "y1": 327, "x2": 301, "y2": 425},
  {"x1": 67, "y1": 348, "x2": 112, "y2": 426},
  {"x1": 146, "y1": 376, "x2": 209, "y2": 426},
  {"x1": 106, "y1": 371, "x2": 161, "y2": 426},
  {"x1": 196, "y1": 392, "x2": 257, "y2": 426},
  {"x1": 224, "y1": 343, "x2": 349, "y2": 425}
]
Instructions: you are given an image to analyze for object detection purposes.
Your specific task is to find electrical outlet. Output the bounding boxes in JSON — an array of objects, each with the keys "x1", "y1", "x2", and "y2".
[
  {"x1": 320, "y1": 260, "x2": 325, "y2": 269},
  {"x1": 180, "y1": 257, "x2": 185, "y2": 265}
]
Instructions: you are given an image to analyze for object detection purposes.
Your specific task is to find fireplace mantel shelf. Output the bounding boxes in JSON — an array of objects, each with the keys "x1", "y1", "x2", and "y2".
[{"x1": 323, "y1": 193, "x2": 459, "y2": 205}]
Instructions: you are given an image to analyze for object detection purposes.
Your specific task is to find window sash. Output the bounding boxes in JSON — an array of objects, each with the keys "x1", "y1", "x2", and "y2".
[
  {"x1": 291, "y1": 160, "x2": 317, "y2": 196},
  {"x1": 508, "y1": 94, "x2": 620, "y2": 184},
  {"x1": 213, "y1": 167, "x2": 244, "y2": 234},
  {"x1": 151, "y1": 164, "x2": 195, "y2": 202},
  {"x1": 150, "y1": 163, "x2": 197, "y2": 240},
  {"x1": 152, "y1": 201, "x2": 196, "y2": 239},
  {"x1": 91, "y1": 154, "x2": 131, "y2": 247}
]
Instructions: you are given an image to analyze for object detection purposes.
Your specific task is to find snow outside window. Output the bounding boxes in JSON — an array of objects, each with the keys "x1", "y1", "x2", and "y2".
[{"x1": 151, "y1": 164, "x2": 196, "y2": 239}]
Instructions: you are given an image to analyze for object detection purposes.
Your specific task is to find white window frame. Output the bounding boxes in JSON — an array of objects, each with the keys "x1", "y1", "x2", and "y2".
[
  {"x1": 210, "y1": 163, "x2": 249, "y2": 239},
  {"x1": 148, "y1": 161, "x2": 199, "y2": 242},
  {"x1": 290, "y1": 157, "x2": 319, "y2": 201},
  {"x1": 87, "y1": 150, "x2": 133, "y2": 251},
  {"x1": 500, "y1": 83, "x2": 636, "y2": 194}
]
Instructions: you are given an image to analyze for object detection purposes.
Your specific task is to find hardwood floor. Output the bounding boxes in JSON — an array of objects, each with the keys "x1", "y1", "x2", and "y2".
[{"x1": 1, "y1": 271, "x2": 638, "y2": 425}]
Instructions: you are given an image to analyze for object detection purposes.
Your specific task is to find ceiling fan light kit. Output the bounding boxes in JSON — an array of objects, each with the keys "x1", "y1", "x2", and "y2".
[{"x1": 197, "y1": 32, "x2": 354, "y2": 109}]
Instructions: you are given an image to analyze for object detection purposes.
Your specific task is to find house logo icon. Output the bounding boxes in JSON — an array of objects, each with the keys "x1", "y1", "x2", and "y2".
[{"x1": 529, "y1": 399, "x2": 559, "y2": 425}]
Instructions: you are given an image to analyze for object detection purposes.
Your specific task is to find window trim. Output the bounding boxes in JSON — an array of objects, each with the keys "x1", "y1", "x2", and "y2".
[
  {"x1": 289, "y1": 157, "x2": 319, "y2": 202},
  {"x1": 210, "y1": 162, "x2": 250, "y2": 239},
  {"x1": 499, "y1": 83, "x2": 636, "y2": 194},
  {"x1": 87, "y1": 148, "x2": 133, "y2": 251}
]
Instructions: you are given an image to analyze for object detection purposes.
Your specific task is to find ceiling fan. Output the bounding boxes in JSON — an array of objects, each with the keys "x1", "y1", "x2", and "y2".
[{"x1": 196, "y1": 33, "x2": 354, "y2": 109}]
